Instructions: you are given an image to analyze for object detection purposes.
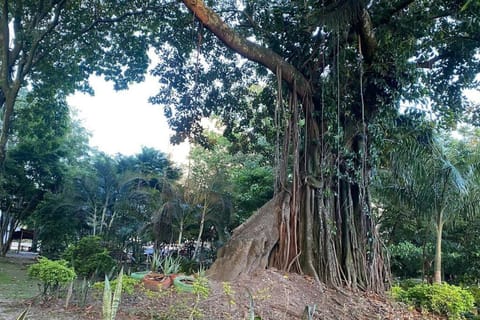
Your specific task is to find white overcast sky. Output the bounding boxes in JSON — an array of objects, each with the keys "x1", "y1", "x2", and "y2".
[{"x1": 67, "y1": 74, "x2": 190, "y2": 165}]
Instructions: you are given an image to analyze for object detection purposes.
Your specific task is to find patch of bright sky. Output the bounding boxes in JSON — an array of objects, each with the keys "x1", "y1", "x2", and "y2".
[
  {"x1": 67, "y1": 74, "x2": 190, "y2": 166},
  {"x1": 465, "y1": 88, "x2": 480, "y2": 104}
]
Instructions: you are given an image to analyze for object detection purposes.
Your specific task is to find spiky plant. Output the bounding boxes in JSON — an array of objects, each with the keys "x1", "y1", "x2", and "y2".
[{"x1": 102, "y1": 268, "x2": 123, "y2": 320}]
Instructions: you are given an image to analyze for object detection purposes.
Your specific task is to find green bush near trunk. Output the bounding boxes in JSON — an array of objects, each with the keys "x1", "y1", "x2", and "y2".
[{"x1": 391, "y1": 282, "x2": 474, "y2": 319}]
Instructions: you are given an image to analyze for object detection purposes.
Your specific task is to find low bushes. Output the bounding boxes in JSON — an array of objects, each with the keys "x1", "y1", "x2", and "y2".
[
  {"x1": 28, "y1": 257, "x2": 76, "y2": 296},
  {"x1": 391, "y1": 282, "x2": 474, "y2": 319},
  {"x1": 93, "y1": 275, "x2": 140, "y2": 295},
  {"x1": 62, "y1": 236, "x2": 116, "y2": 279}
]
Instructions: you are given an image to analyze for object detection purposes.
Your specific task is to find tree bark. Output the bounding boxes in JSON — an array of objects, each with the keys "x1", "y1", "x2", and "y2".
[
  {"x1": 177, "y1": 219, "x2": 184, "y2": 245},
  {"x1": 434, "y1": 209, "x2": 445, "y2": 284},
  {"x1": 92, "y1": 207, "x2": 98, "y2": 236},
  {"x1": 0, "y1": 211, "x2": 18, "y2": 256},
  {"x1": 193, "y1": 194, "x2": 208, "y2": 260},
  {"x1": 207, "y1": 192, "x2": 288, "y2": 280}
]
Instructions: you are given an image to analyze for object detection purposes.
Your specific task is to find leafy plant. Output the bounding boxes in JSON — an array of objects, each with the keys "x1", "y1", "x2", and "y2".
[
  {"x1": 396, "y1": 278, "x2": 423, "y2": 290},
  {"x1": 65, "y1": 280, "x2": 74, "y2": 308},
  {"x1": 192, "y1": 275, "x2": 210, "y2": 299},
  {"x1": 160, "y1": 255, "x2": 182, "y2": 275},
  {"x1": 78, "y1": 276, "x2": 90, "y2": 307},
  {"x1": 466, "y1": 286, "x2": 480, "y2": 313},
  {"x1": 247, "y1": 289, "x2": 257, "y2": 320},
  {"x1": 222, "y1": 281, "x2": 236, "y2": 315},
  {"x1": 63, "y1": 236, "x2": 116, "y2": 279},
  {"x1": 102, "y1": 268, "x2": 123, "y2": 320},
  {"x1": 150, "y1": 251, "x2": 163, "y2": 272},
  {"x1": 189, "y1": 275, "x2": 210, "y2": 320},
  {"x1": 179, "y1": 258, "x2": 200, "y2": 275},
  {"x1": 303, "y1": 304, "x2": 317, "y2": 320},
  {"x1": 28, "y1": 257, "x2": 76, "y2": 296},
  {"x1": 391, "y1": 283, "x2": 474, "y2": 319},
  {"x1": 94, "y1": 275, "x2": 140, "y2": 295},
  {"x1": 389, "y1": 241, "x2": 424, "y2": 278},
  {"x1": 390, "y1": 285, "x2": 409, "y2": 301}
]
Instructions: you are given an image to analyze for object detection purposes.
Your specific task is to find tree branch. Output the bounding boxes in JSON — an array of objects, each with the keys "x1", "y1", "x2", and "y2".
[
  {"x1": 80, "y1": 5, "x2": 162, "y2": 35},
  {"x1": 358, "y1": 9, "x2": 377, "y2": 64},
  {"x1": 373, "y1": 0, "x2": 416, "y2": 27},
  {"x1": 181, "y1": 0, "x2": 311, "y2": 100},
  {"x1": 9, "y1": 1, "x2": 24, "y2": 69},
  {"x1": 20, "y1": 0, "x2": 66, "y2": 80},
  {"x1": 416, "y1": 55, "x2": 444, "y2": 69},
  {"x1": 0, "y1": 0, "x2": 10, "y2": 91}
]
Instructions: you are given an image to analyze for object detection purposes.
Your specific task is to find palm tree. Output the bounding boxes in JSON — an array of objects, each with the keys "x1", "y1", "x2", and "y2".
[
  {"x1": 374, "y1": 124, "x2": 469, "y2": 283},
  {"x1": 183, "y1": 135, "x2": 234, "y2": 260}
]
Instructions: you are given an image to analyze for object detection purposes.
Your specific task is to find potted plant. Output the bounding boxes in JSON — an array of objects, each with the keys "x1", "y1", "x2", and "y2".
[{"x1": 141, "y1": 254, "x2": 182, "y2": 291}]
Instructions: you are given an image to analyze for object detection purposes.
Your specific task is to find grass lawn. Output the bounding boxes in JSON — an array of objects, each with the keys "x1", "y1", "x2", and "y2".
[{"x1": 0, "y1": 255, "x2": 39, "y2": 300}]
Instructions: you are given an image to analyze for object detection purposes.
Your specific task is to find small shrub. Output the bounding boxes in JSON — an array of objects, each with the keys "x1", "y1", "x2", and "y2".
[
  {"x1": 189, "y1": 275, "x2": 210, "y2": 319},
  {"x1": 93, "y1": 276, "x2": 140, "y2": 295},
  {"x1": 391, "y1": 283, "x2": 474, "y2": 319},
  {"x1": 28, "y1": 257, "x2": 76, "y2": 296},
  {"x1": 390, "y1": 285, "x2": 408, "y2": 302},
  {"x1": 62, "y1": 236, "x2": 116, "y2": 279},
  {"x1": 179, "y1": 257, "x2": 200, "y2": 274},
  {"x1": 466, "y1": 287, "x2": 480, "y2": 308},
  {"x1": 222, "y1": 281, "x2": 236, "y2": 307},
  {"x1": 193, "y1": 275, "x2": 210, "y2": 299},
  {"x1": 397, "y1": 278, "x2": 422, "y2": 290}
]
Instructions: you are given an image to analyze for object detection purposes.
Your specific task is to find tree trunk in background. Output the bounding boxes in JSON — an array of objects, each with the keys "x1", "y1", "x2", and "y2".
[
  {"x1": 434, "y1": 209, "x2": 445, "y2": 284},
  {"x1": 177, "y1": 219, "x2": 184, "y2": 245},
  {"x1": 0, "y1": 212, "x2": 17, "y2": 256},
  {"x1": 193, "y1": 195, "x2": 208, "y2": 260}
]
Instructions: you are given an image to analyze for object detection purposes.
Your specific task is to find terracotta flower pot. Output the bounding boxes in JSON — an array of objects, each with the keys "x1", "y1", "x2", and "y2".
[{"x1": 142, "y1": 272, "x2": 173, "y2": 291}]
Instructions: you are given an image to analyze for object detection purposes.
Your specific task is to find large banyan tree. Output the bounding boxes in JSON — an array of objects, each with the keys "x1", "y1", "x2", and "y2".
[{"x1": 151, "y1": 0, "x2": 480, "y2": 292}]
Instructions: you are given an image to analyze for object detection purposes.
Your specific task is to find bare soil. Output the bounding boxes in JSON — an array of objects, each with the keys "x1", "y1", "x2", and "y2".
[{"x1": 0, "y1": 255, "x2": 438, "y2": 320}]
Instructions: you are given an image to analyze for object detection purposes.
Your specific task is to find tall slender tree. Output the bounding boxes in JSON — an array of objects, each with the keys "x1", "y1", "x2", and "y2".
[{"x1": 375, "y1": 125, "x2": 470, "y2": 283}]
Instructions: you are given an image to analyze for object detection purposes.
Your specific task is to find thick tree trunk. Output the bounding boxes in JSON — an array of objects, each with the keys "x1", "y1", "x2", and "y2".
[
  {"x1": 207, "y1": 192, "x2": 289, "y2": 280},
  {"x1": 0, "y1": 96, "x2": 17, "y2": 168}
]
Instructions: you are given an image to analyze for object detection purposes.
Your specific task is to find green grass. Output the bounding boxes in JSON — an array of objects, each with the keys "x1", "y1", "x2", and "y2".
[{"x1": 0, "y1": 256, "x2": 39, "y2": 299}]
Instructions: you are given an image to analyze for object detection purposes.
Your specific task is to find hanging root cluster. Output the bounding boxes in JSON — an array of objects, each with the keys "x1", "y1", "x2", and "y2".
[
  {"x1": 268, "y1": 81, "x2": 389, "y2": 292},
  {"x1": 209, "y1": 63, "x2": 388, "y2": 295}
]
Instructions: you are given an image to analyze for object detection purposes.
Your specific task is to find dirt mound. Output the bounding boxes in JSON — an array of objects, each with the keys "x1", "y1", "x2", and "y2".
[{"x1": 197, "y1": 269, "x2": 429, "y2": 320}]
